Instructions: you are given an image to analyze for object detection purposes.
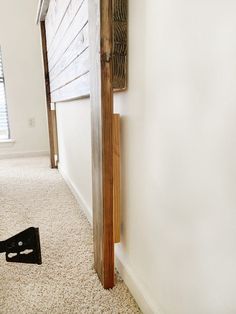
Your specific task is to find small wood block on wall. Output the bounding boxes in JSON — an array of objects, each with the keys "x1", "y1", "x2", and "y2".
[
  {"x1": 113, "y1": 114, "x2": 121, "y2": 243},
  {"x1": 112, "y1": 0, "x2": 128, "y2": 91}
]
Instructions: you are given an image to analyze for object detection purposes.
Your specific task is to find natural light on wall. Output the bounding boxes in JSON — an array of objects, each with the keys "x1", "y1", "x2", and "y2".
[{"x1": 0, "y1": 47, "x2": 10, "y2": 140}]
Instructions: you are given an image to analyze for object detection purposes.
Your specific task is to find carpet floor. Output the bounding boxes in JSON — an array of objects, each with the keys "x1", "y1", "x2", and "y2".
[{"x1": 0, "y1": 157, "x2": 141, "y2": 314}]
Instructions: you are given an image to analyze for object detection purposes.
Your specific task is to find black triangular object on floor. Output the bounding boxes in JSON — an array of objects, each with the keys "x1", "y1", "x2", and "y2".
[{"x1": 0, "y1": 227, "x2": 42, "y2": 265}]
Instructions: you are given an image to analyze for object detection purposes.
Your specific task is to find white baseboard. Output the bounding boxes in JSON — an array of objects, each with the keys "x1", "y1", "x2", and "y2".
[
  {"x1": 58, "y1": 163, "x2": 160, "y2": 314},
  {"x1": 115, "y1": 252, "x2": 161, "y2": 314},
  {"x1": 58, "y1": 163, "x2": 92, "y2": 224},
  {"x1": 0, "y1": 151, "x2": 49, "y2": 160}
]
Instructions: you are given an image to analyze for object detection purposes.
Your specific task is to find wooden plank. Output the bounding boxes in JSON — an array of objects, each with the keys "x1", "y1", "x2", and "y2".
[
  {"x1": 49, "y1": 22, "x2": 89, "y2": 81},
  {"x1": 44, "y1": 0, "x2": 89, "y2": 102},
  {"x1": 45, "y1": 0, "x2": 72, "y2": 50},
  {"x1": 113, "y1": 114, "x2": 121, "y2": 243},
  {"x1": 50, "y1": 48, "x2": 89, "y2": 93},
  {"x1": 47, "y1": 0, "x2": 86, "y2": 62},
  {"x1": 48, "y1": 0, "x2": 88, "y2": 69},
  {"x1": 39, "y1": 0, "x2": 128, "y2": 97},
  {"x1": 40, "y1": 21, "x2": 58, "y2": 169},
  {"x1": 89, "y1": 0, "x2": 114, "y2": 288},
  {"x1": 51, "y1": 71, "x2": 89, "y2": 103},
  {"x1": 45, "y1": 0, "x2": 58, "y2": 48},
  {"x1": 112, "y1": 0, "x2": 128, "y2": 91}
]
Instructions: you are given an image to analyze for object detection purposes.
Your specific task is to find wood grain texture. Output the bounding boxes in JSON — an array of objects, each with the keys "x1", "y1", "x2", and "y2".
[
  {"x1": 45, "y1": 0, "x2": 90, "y2": 102},
  {"x1": 40, "y1": 21, "x2": 58, "y2": 169},
  {"x1": 112, "y1": 0, "x2": 128, "y2": 91},
  {"x1": 39, "y1": 0, "x2": 127, "y2": 101},
  {"x1": 89, "y1": 0, "x2": 114, "y2": 288},
  {"x1": 113, "y1": 114, "x2": 121, "y2": 243}
]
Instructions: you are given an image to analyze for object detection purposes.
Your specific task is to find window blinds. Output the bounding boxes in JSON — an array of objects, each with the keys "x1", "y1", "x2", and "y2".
[{"x1": 0, "y1": 49, "x2": 9, "y2": 140}]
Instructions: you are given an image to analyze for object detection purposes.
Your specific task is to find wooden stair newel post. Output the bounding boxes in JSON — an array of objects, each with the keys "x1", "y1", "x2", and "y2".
[{"x1": 89, "y1": 0, "x2": 115, "y2": 288}]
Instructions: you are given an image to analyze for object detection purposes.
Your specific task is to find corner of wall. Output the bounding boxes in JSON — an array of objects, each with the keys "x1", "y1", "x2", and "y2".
[
  {"x1": 58, "y1": 162, "x2": 93, "y2": 224},
  {"x1": 58, "y1": 162, "x2": 162, "y2": 314}
]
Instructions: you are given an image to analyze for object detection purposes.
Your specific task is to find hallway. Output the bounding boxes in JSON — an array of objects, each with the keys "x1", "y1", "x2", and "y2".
[{"x1": 0, "y1": 157, "x2": 140, "y2": 313}]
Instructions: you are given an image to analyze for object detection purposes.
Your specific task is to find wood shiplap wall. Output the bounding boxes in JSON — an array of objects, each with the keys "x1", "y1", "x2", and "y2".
[{"x1": 45, "y1": 0, "x2": 90, "y2": 102}]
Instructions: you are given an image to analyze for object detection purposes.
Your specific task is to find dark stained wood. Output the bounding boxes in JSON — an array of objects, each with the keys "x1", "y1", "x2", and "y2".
[
  {"x1": 112, "y1": 0, "x2": 128, "y2": 91},
  {"x1": 89, "y1": 0, "x2": 114, "y2": 288},
  {"x1": 40, "y1": 21, "x2": 58, "y2": 169}
]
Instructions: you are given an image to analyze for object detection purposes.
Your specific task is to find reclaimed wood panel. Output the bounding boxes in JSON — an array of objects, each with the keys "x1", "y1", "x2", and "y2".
[
  {"x1": 45, "y1": 0, "x2": 72, "y2": 49},
  {"x1": 51, "y1": 71, "x2": 89, "y2": 103},
  {"x1": 48, "y1": 0, "x2": 87, "y2": 68},
  {"x1": 112, "y1": 0, "x2": 128, "y2": 91},
  {"x1": 50, "y1": 48, "x2": 89, "y2": 93},
  {"x1": 49, "y1": 21, "x2": 89, "y2": 81},
  {"x1": 45, "y1": 0, "x2": 89, "y2": 102},
  {"x1": 89, "y1": 0, "x2": 114, "y2": 288},
  {"x1": 44, "y1": 0, "x2": 127, "y2": 103}
]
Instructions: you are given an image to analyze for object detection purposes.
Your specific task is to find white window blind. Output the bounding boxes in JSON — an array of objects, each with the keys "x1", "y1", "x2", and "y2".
[{"x1": 0, "y1": 49, "x2": 10, "y2": 140}]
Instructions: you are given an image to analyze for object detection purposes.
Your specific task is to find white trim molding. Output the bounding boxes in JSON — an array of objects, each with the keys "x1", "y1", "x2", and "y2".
[
  {"x1": 36, "y1": 0, "x2": 50, "y2": 24},
  {"x1": 58, "y1": 162, "x2": 93, "y2": 224},
  {"x1": 0, "y1": 139, "x2": 16, "y2": 144},
  {"x1": 0, "y1": 151, "x2": 49, "y2": 160}
]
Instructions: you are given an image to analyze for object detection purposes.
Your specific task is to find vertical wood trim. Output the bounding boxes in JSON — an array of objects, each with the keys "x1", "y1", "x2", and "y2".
[
  {"x1": 113, "y1": 114, "x2": 121, "y2": 243},
  {"x1": 51, "y1": 108, "x2": 59, "y2": 166},
  {"x1": 89, "y1": 0, "x2": 114, "y2": 288},
  {"x1": 101, "y1": 0, "x2": 114, "y2": 289},
  {"x1": 40, "y1": 21, "x2": 58, "y2": 169}
]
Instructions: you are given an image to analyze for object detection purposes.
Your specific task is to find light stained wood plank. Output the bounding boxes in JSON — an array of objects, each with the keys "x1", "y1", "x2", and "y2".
[{"x1": 113, "y1": 114, "x2": 121, "y2": 243}]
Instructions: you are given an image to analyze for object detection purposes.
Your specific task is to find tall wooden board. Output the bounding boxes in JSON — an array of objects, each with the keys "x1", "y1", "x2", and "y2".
[{"x1": 89, "y1": 0, "x2": 114, "y2": 288}]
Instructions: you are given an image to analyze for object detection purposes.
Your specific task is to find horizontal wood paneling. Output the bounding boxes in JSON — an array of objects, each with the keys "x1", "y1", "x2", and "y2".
[
  {"x1": 45, "y1": 0, "x2": 89, "y2": 102},
  {"x1": 44, "y1": 0, "x2": 128, "y2": 102},
  {"x1": 51, "y1": 72, "x2": 89, "y2": 102}
]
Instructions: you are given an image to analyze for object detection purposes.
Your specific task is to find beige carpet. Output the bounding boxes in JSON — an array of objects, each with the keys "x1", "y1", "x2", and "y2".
[{"x1": 0, "y1": 157, "x2": 141, "y2": 314}]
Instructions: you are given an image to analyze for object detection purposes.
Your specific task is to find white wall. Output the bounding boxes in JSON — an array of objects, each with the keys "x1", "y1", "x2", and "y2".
[
  {"x1": 0, "y1": 0, "x2": 49, "y2": 157},
  {"x1": 57, "y1": 99, "x2": 92, "y2": 220},
  {"x1": 57, "y1": 0, "x2": 236, "y2": 313}
]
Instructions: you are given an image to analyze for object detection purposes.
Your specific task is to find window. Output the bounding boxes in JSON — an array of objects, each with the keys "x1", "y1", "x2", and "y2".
[{"x1": 0, "y1": 48, "x2": 10, "y2": 140}]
